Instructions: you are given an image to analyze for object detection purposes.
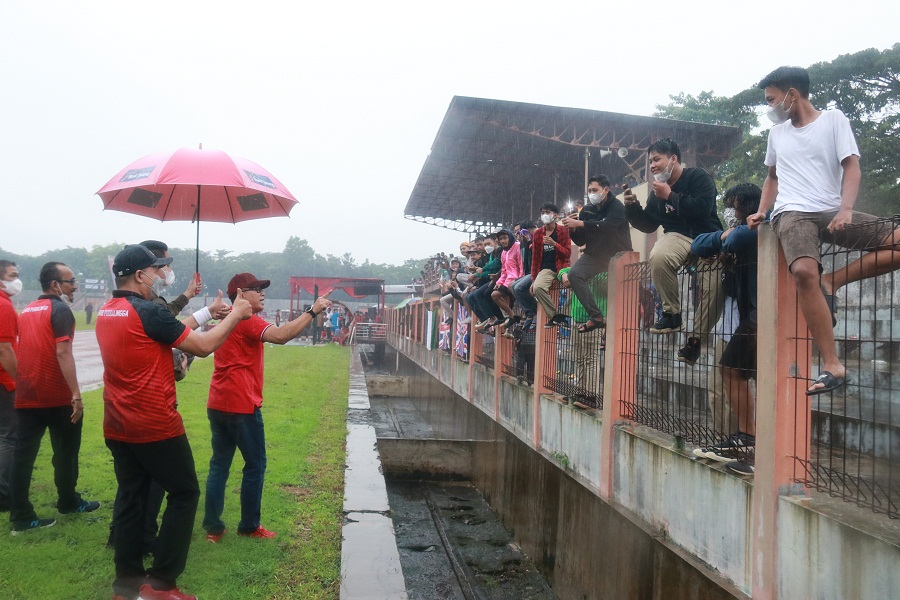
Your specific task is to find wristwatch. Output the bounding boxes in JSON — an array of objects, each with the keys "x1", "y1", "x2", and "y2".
[{"x1": 305, "y1": 306, "x2": 318, "y2": 317}]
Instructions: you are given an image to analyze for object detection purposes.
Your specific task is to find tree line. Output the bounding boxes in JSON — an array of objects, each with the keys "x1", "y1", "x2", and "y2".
[{"x1": 0, "y1": 236, "x2": 426, "y2": 300}]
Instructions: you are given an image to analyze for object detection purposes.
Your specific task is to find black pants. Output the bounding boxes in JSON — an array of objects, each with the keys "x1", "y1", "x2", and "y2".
[
  {"x1": 106, "y1": 435, "x2": 200, "y2": 597},
  {"x1": 0, "y1": 387, "x2": 16, "y2": 509},
  {"x1": 108, "y1": 480, "x2": 166, "y2": 555},
  {"x1": 9, "y1": 405, "x2": 82, "y2": 523}
]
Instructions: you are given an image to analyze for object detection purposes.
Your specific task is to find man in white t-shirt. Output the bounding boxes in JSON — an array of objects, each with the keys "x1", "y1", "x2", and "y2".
[{"x1": 748, "y1": 66, "x2": 900, "y2": 396}]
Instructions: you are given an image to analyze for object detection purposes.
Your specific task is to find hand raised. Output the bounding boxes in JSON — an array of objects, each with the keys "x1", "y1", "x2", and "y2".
[{"x1": 231, "y1": 289, "x2": 253, "y2": 320}]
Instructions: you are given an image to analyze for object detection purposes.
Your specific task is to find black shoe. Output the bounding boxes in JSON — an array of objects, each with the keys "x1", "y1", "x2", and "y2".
[
  {"x1": 650, "y1": 312, "x2": 682, "y2": 334},
  {"x1": 552, "y1": 313, "x2": 570, "y2": 328},
  {"x1": 11, "y1": 518, "x2": 56, "y2": 535},
  {"x1": 59, "y1": 499, "x2": 101, "y2": 514},
  {"x1": 676, "y1": 336, "x2": 702, "y2": 365},
  {"x1": 727, "y1": 461, "x2": 755, "y2": 476}
]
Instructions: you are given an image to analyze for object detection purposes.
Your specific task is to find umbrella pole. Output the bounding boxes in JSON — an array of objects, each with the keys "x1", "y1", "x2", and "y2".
[{"x1": 195, "y1": 184, "x2": 201, "y2": 274}]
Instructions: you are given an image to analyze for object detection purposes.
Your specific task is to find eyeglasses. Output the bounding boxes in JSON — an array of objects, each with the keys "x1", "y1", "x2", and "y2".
[{"x1": 57, "y1": 279, "x2": 78, "y2": 285}]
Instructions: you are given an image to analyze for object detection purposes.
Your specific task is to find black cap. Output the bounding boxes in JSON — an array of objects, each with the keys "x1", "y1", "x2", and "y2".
[{"x1": 113, "y1": 244, "x2": 173, "y2": 277}]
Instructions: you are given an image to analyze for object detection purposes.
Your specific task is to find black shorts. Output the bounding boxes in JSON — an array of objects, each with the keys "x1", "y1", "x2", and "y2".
[{"x1": 720, "y1": 321, "x2": 757, "y2": 379}]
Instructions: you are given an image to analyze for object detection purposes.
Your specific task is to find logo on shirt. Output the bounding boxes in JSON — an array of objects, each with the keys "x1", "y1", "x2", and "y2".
[
  {"x1": 99, "y1": 309, "x2": 130, "y2": 317},
  {"x1": 21, "y1": 305, "x2": 49, "y2": 314}
]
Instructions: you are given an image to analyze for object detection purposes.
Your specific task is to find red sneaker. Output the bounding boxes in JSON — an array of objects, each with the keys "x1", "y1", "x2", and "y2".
[
  {"x1": 137, "y1": 583, "x2": 197, "y2": 600},
  {"x1": 238, "y1": 525, "x2": 277, "y2": 539},
  {"x1": 205, "y1": 529, "x2": 226, "y2": 544}
]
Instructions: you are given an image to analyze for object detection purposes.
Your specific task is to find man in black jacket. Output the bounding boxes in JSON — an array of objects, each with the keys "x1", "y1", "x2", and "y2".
[
  {"x1": 561, "y1": 174, "x2": 633, "y2": 332},
  {"x1": 624, "y1": 139, "x2": 724, "y2": 360}
]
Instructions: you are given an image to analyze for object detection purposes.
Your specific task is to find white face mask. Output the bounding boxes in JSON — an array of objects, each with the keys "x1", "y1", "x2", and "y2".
[
  {"x1": 164, "y1": 268, "x2": 175, "y2": 287},
  {"x1": 653, "y1": 158, "x2": 675, "y2": 183},
  {"x1": 484, "y1": 245, "x2": 496, "y2": 254},
  {"x1": 766, "y1": 93, "x2": 794, "y2": 125},
  {"x1": 587, "y1": 192, "x2": 603, "y2": 205},
  {"x1": 540, "y1": 213, "x2": 554, "y2": 225},
  {"x1": 723, "y1": 207, "x2": 740, "y2": 228},
  {"x1": 1, "y1": 278, "x2": 23, "y2": 297}
]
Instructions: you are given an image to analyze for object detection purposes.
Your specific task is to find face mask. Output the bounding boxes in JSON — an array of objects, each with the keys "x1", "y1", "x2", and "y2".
[
  {"x1": 587, "y1": 192, "x2": 603, "y2": 205},
  {"x1": 766, "y1": 93, "x2": 794, "y2": 124},
  {"x1": 723, "y1": 207, "x2": 740, "y2": 229},
  {"x1": 653, "y1": 158, "x2": 675, "y2": 183},
  {"x1": 55, "y1": 282, "x2": 74, "y2": 305},
  {"x1": 484, "y1": 245, "x2": 496, "y2": 254},
  {"x1": 540, "y1": 213, "x2": 554, "y2": 225},
  {"x1": 139, "y1": 270, "x2": 162, "y2": 296},
  {"x1": 1, "y1": 278, "x2": 23, "y2": 297},
  {"x1": 164, "y1": 268, "x2": 175, "y2": 287}
]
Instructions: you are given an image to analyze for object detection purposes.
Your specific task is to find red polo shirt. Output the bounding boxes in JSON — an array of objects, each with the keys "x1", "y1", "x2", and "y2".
[
  {"x1": 0, "y1": 290, "x2": 17, "y2": 392},
  {"x1": 207, "y1": 314, "x2": 271, "y2": 414},
  {"x1": 96, "y1": 291, "x2": 190, "y2": 443},
  {"x1": 15, "y1": 295, "x2": 74, "y2": 408}
]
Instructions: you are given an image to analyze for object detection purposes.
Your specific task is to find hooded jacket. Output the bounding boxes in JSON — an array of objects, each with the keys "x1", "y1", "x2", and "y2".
[{"x1": 495, "y1": 229, "x2": 522, "y2": 288}]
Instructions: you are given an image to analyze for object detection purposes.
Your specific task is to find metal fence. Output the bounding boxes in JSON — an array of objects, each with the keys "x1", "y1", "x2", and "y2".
[
  {"x1": 540, "y1": 280, "x2": 605, "y2": 410},
  {"x1": 620, "y1": 257, "x2": 755, "y2": 464},
  {"x1": 793, "y1": 216, "x2": 900, "y2": 518},
  {"x1": 499, "y1": 303, "x2": 535, "y2": 385}
]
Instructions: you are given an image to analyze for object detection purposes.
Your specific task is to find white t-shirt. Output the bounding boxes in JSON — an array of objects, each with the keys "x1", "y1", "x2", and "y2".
[{"x1": 764, "y1": 109, "x2": 859, "y2": 217}]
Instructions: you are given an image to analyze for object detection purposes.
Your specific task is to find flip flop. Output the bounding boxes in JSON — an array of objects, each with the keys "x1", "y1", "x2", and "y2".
[
  {"x1": 577, "y1": 315, "x2": 606, "y2": 334},
  {"x1": 806, "y1": 370, "x2": 851, "y2": 396},
  {"x1": 820, "y1": 286, "x2": 837, "y2": 328}
]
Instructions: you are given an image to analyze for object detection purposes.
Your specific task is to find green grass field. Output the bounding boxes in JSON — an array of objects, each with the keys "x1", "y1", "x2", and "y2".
[{"x1": 0, "y1": 344, "x2": 350, "y2": 600}]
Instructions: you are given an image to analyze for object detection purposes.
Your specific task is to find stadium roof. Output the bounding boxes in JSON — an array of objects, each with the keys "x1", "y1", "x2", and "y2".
[{"x1": 404, "y1": 96, "x2": 743, "y2": 234}]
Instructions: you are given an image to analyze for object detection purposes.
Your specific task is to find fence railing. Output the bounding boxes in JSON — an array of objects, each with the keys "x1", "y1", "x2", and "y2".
[
  {"x1": 793, "y1": 216, "x2": 900, "y2": 518},
  {"x1": 387, "y1": 221, "x2": 900, "y2": 520}
]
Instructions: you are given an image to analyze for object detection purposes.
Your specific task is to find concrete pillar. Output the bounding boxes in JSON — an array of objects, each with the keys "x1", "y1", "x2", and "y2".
[
  {"x1": 600, "y1": 251, "x2": 641, "y2": 499},
  {"x1": 468, "y1": 316, "x2": 482, "y2": 404},
  {"x1": 531, "y1": 299, "x2": 554, "y2": 446},
  {"x1": 495, "y1": 324, "x2": 513, "y2": 421},
  {"x1": 752, "y1": 227, "x2": 811, "y2": 600}
]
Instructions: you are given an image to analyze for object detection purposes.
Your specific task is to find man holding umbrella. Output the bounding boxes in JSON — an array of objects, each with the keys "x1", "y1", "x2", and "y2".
[{"x1": 97, "y1": 244, "x2": 252, "y2": 600}]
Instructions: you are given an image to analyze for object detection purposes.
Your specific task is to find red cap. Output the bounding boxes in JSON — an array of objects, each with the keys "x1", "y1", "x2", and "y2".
[{"x1": 226, "y1": 272, "x2": 271, "y2": 298}]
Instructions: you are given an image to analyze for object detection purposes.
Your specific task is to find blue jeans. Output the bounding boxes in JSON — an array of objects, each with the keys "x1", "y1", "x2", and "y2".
[
  {"x1": 511, "y1": 275, "x2": 536, "y2": 317},
  {"x1": 203, "y1": 407, "x2": 267, "y2": 535}
]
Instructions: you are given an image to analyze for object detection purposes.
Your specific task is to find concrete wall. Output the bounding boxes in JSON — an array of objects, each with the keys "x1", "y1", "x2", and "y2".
[{"x1": 389, "y1": 339, "x2": 900, "y2": 599}]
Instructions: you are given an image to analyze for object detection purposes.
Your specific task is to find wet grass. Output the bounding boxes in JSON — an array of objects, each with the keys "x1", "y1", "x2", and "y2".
[{"x1": 0, "y1": 344, "x2": 349, "y2": 600}]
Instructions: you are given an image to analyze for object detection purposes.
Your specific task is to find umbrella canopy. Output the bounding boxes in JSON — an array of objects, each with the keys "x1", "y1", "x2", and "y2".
[{"x1": 96, "y1": 147, "x2": 299, "y2": 271}]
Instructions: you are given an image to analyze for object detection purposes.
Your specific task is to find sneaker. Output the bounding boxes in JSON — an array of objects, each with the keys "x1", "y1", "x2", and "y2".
[
  {"x1": 206, "y1": 529, "x2": 226, "y2": 543},
  {"x1": 238, "y1": 525, "x2": 277, "y2": 539},
  {"x1": 727, "y1": 461, "x2": 755, "y2": 476},
  {"x1": 692, "y1": 433, "x2": 755, "y2": 462},
  {"x1": 59, "y1": 499, "x2": 101, "y2": 514},
  {"x1": 137, "y1": 583, "x2": 197, "y2": 600},
  {"x1": 11, "y1": 518, "x2": 56, "y2": 535},
  {"x1": 522, "y1": 317, "x2": 535, "y2": 331},
  {"x1": 676, "y1": 337, "x2": 702, "y2": 365},
  {"x1": 649, "y1": 312, "x2": 682, "y2": 334},
  {"x1": 552, "y1": 313, "x2": 570, "y2": 328}
]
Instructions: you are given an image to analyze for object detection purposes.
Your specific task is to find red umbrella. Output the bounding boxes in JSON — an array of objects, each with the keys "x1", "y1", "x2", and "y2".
[{"x1": 96, "y1": 147, "x2": 298, "y2": 271}]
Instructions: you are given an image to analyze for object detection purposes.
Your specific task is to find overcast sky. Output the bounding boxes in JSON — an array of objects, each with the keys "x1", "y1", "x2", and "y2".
[{"x1": 2, "y1": 1, "x2": 898, "y2": 267}]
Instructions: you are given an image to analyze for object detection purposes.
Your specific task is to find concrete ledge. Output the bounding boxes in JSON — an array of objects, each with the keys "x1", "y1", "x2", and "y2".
[{"x1": 340, "y1": 351, "x2": 408, "y2": 600}]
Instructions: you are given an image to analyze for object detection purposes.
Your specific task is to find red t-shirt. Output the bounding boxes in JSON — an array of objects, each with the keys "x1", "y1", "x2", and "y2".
[
  {"x1": 96, "y1": 291, "x2": 190, "y2": 442},
  {"x1": 0, "y1": 290, "x2": 17, "y2": 392},
  {"x1": 15, "y1": 296, "x2": 75, "y2": 408},
  {"x1": 207, "y1": 314, "x2": 271, "y2": 414}
]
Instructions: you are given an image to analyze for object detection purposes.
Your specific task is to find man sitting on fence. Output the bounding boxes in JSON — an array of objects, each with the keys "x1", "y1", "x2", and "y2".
[
  {"x1": 515, "y1": 204, "x2": 571, "y2": 330},
  {"x1": 624, "y1": 138, "x2": 724, "y2": 367},
  {"x1": 561, "y1": 174, "x2": 633, "y2": 334},
  {"x1": 748, "y1": 65, "x2": 900, "y2": 396}
]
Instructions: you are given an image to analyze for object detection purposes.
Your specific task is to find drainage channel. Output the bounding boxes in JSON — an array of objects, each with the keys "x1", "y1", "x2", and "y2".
[{"x1": 387, "y1": 478, "x2": 556, "y2": 600}]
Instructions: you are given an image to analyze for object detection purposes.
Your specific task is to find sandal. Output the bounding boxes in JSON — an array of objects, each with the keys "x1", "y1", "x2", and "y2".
[
  {"x1": 806, "y1": 370, "x2": 851, "y2": 396},
  {"x1": 577, "y1": 315, "x2": 606, "y2": 333}
]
